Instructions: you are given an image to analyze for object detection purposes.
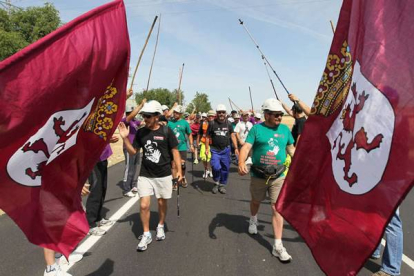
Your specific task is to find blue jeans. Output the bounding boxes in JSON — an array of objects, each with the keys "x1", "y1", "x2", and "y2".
[
  {"x1": 210, "y1": 147, "x2": 231, "y2": 185},
  {"x1": 372, "y1": 208, "x2": 403, "y2": 275}
]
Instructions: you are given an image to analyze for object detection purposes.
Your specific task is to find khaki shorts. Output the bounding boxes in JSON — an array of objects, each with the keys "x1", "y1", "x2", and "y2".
[
  {"x1": 137, "y1": 175, "x2": 173, "y2": 199},
  {"x1": 250, "y1": 176, "x2": 285, "y2": 204}
]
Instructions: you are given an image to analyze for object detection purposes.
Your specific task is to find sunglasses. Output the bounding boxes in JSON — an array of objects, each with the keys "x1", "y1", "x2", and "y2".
[
  {"x1": 142, "y1": 114, "x2": 155, "y2": 119},
  {"x1": 217, "y1": 111, "x2": 226, "y2": 114},
  {"x1": 268, "y1": 112, "x2": 284, "y2": 118}
]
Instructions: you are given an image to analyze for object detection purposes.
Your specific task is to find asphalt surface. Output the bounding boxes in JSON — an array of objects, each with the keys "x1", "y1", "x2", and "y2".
[{"x1": 0, "y1": 159, "x2": 413, "y2": 276}]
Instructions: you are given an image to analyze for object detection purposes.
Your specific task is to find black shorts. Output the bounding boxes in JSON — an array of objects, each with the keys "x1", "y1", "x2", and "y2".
[{"x1": 179, "y1": 151, "x2": 187, "y2": 162}]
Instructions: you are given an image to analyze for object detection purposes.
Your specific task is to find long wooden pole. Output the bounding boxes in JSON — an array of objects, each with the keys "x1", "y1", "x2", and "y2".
[
  {"x1": 228, "y1": 98, "x2": 234, "y2": 111},
  {"x1": 330, "y1": 20, "x2": 336, "y2": 34},
  {"x1": 145, "y1": 14, "x2": 161, "y2": 92},
  {"x1": 129, "y1": 15, "x2": 158, "y2": 90},
  {"x1": 249, "y1": 86, "x2": 254, "y2": 111},
  {"x1": 177, "y1": 63, "x2": 185, "y2": 105},
  {"x1": 229, "y1": 98, "x2": 242, "y2": 112}
]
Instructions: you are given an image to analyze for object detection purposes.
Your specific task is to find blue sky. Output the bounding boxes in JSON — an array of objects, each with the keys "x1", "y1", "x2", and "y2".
[{"x1": 15, "y1": 0, "x2": 343, "y2": 111}]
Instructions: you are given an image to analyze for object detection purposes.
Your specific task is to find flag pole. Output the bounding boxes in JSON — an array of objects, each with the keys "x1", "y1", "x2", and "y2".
[
  {"x1": 249, "y1": 86, "x2": 254, "y2": 111},
  {"x1": 228, "y1": 98, "x2": 234, "y2": 111},
  {"x1": 129, "y1": 15, "x2": 158, "y2": 90},
  {"x1": 145, "y1": 14, "x2": 162, "y2": 92},
  {"x1": 239, "y1": 18, "x2": 290, "y2": 95},
  {"x1": 330, "y1": 20, "x2": 336, "y2": 34},
  {"x1": 177, "y1": 63, "x2": 185, "y2": 105},
  {"x1": 229, "y1": 98, "x2": 242, "y2": 112}
]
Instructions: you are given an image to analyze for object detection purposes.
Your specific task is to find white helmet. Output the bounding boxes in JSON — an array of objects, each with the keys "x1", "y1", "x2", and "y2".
[
  {"x1": 228, "y1": 117, "x2": 234, "y2": 123},
  {"x1": 254, "y1": 113, "x2": 262, "y2": 119},
  {"x1": 140, "y1": 100, "x2": 162, "y2": 114},
  {"x1": 161, "y1": 105, "x2": 169, "y2": 111},
  {"x1": 201, "y1": 112, "x2": 207, "y2": 117},
  {"x1": 261, "y1": 98, "x2": 284, "y2": 113},
  {"x1": 172, "y1": 105, "x2": 184, "y2": 113},
  {"x1": 216, "y1": 104, "x2": 227, "y2": 112}
]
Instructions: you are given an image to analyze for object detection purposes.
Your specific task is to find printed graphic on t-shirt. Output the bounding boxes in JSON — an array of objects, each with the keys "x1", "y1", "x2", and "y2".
[
  {"x1": 214, "y1": 127, "x2": 228, "y2": 136},
  {"x1": 267, "y1": 138, "x2": 280, "y2": 157},
  {"x1": 144, "y1": 140, "x2": 161, "y2": 163}
]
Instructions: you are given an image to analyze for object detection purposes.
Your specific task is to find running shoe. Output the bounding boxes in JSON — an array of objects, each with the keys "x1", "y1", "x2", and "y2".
[
  {"x1": 156, "y1": 226, "x2": 166, "y2": 241},
  {"x1": 218, "y1": 185, "x2": 226, "y2": 194},
  {"x1": 272, "y1": 244, "x2": 292, "y2": 262},
  {"x1": 44, "y1": 264, "x2": 72, "y2": 276},
  {"x1": 99, "y1": 218, "x2": 115, "y2": 227},
  {"x1": 88, "y1": 227, "x2": 106, "y2": 236},
  {"x1": 137, "y1": 234, "x2": 152, "y2": 251},
  {"x1": 248, "y1": 218, "x2": 258, "y2": 235}
]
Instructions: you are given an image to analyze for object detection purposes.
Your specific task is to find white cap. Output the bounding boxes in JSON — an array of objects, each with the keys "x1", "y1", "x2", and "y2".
[
  {"x1": 126, "y1": 104, "x2": 136, "y2": 113},
  {"x1": 161, "y1": 105, "x2": 169, "y2": 111},
  {"x1": 172, "y1": 105, "x2": 184, "y2": 113},
  {"x1": 233, "y1": 113, "x2": 241, "y2": 119},
  {"x1": 216, "y1": 104, "x2": 227, "y2": 112},
  {"x1": 201, "y1": 112, "x2": 207, "y2": 117},
  {"x1": 140, "y1": 100, "x2": 162, "y2": 114},
  {"x1": 254, "y1": 113, "x2": 262, "y2": 119},
  {"x1": 261, "y1": 98, "x2": 284, "y2": 113}
]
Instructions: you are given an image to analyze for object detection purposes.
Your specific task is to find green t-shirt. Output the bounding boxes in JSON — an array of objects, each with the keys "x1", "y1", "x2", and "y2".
[
  {"x1": 246, "y1": 122, "x2": 294, "y2": 170},
  {"x1": 168, "y1": 119, "x2": 191, "y2": 151}
]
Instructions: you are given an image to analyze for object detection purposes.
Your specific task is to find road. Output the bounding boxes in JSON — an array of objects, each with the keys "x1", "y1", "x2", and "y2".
[{"x1": 0, "y1": 159, "x2": 413, "y2": 276}]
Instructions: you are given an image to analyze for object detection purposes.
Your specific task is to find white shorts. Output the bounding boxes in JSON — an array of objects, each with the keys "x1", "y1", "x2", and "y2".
[{"x1": 137, "y1": 175, "x2": 173, "y2": 199}]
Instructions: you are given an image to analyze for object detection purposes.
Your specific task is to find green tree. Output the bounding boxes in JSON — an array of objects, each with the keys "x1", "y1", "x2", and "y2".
[
  {"x1": 135, "y1": 88, "x2": 184, "y2": 108},
  {"x1": 186, "y1": 92, "x2": 212, "y2": 113},
  {"x1": 0, "y1": 3, "x2": 61, "y2": 61}
]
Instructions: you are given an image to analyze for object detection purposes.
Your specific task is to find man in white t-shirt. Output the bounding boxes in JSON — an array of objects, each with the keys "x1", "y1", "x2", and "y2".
[{"x1": 234, "y1": 112, "x2": 253, "y2": 148}]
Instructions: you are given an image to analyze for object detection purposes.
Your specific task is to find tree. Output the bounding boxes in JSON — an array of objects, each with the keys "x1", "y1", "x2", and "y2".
[
  {"x1": 186, "y1": 92, "x2": 212, "y2": 113},
  {"x1": 0, "y1": 3, "x2": 61, "y2": 61},
  {"x1": 135, "y1": 88, "x2": 184, "y2": 108}
]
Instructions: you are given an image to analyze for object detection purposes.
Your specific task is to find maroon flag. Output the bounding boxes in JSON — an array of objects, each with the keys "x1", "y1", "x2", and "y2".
[
  {"x1": 276, "y1": 0, "x2": 414, "y2": 275},
  {"x1": 0, "y1": 0, "x2": 130, "y2": 256}
]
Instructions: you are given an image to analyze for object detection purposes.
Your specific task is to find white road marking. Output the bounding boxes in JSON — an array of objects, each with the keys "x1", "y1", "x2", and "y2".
[{"x1": 62, "y1": 195, "x2": 139, "y2": 272}]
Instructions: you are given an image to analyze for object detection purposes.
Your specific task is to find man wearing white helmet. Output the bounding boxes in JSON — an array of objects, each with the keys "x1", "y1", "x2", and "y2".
[
  {"x1": 119, "y1": 100, "x2": 182, "y2": 252},
  {"x1": 205, "y1": 104, "x2": 238, "y2": 194},
  {"x1": 197, "y1": 110, "x2": 215, "y2": 178},
  {"x1": 238, "y1": 98, "x2": 295, "y2": 262},
  {"x1": 168, "y1": 105, "x2": 194, "y2": 189}
]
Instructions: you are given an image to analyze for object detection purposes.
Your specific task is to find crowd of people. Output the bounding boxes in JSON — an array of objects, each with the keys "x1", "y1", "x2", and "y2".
[{"x1": 42, "y1": 90, "x2": 403, "y2": 276}]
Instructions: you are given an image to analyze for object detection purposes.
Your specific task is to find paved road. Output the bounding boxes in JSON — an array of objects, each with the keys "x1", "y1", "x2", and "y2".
[{"x1": 0, "y1": 160, "x2": 413, "y2": 276}]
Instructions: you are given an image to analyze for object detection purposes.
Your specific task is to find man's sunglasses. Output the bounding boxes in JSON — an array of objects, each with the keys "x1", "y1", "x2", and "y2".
[
  {"x1": 217, "y1": 111, "x2": 226, "y2": 114},
  {"x1": 268, "y1": 112, "x2": 284, "y2": 118},
  {"x1": 142, "y1": 114, "x2": 155, "y2": 119}
]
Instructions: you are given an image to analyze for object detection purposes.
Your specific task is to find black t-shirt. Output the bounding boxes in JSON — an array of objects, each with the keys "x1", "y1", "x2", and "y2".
[
  {"x1": 291, "y1": 116, "x2": 306, "y2": 145},
  {"x1": 207, "y1": 119, "x2": 234, "y2": 151},
  {"x1": 133, "y1": 126, "x2": 178, "y2": 177},
  {"x1": 159, "y1": 115, "x2": 168, "y2": 123}
]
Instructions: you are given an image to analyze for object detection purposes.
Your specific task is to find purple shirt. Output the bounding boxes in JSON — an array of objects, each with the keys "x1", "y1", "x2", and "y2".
[
  {"x1": 121, "y1": 117, "x2": 141, "y2": 146},
  {"x1": 100, "y1": 144, "x2": 113, "y2": 161}
]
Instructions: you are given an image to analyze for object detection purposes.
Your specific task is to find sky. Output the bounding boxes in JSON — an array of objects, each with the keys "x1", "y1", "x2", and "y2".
[{"x1": 12, "y1": 0, "x2": 343, "y2": 111}]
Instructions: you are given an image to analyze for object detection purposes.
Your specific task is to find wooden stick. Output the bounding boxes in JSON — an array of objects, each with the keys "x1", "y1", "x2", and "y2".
[
  {"x1": 145, "y1": 14, "x2": 162, "y2": 92},
  {"x1": 228, "y1": 98, "x2": 234, "y2": 111},
  {"x1": 177, "y1": 63, "x2": 185, "y2": 105},
  {"x1": 129, "y1": 16, "x2": 158, "y2": 90},
  {"x1": 249, "y1": 86, "x2": 254, "y2": 111},
  {"x1": 330, "y1": 20, "x2": 336, "y2": 34}
]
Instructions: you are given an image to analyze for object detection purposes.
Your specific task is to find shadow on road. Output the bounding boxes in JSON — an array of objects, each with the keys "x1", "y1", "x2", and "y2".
[
  {"x1": 208, "y1": 213, "x2": 272, "y2": 252},
  {"x1": 117, "y1": 211, "x2": 170, "y2": 239},
  {"x1": 84, "y1": 259, "x2": 114, "y2": 276},
  {"x1": 363, "y1": 258, "x2": 382, "y2": 274}
]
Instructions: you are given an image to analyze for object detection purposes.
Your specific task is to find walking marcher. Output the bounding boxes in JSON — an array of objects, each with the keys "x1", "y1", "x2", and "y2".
[
  {"x1": 197, "y1": 111, "x2": 214, "y2": 178},
  {"x1": 281, "y1": 99, "x2": 306, "y2": 146},
  {"x1": 86, "y1": 139, "x2": 118, "y2": 236},
  {"x1": 168, "y1": 105, "x2": 194, "y2": 189},
  {"x1": 371, "y1": 209, "x2": 403, "y2": 276},
  {"x1": 205, "y1": 104, "x2": 238, "y2": 194},
  {"x1": 121, "y1": 98, "x2": 146, "y2": 197},
  {"x1": 288, "y1": 93, "x2": 311, "y2": 116},
  {"x1": 190, "y1": 114, "x2": 201, "y2": 164},
  {"x1": 234, "y1": 111, "x2": 253, "y2": 159},
  {"x1": 230, "y1": 113, "x2": 240, "y2": 163},
  {"x1": 238, "y1": 98, "x2": 295, "y2": 262},
  {"x1": 119, "y1": 100, "x2": 182, "y2": 252}
]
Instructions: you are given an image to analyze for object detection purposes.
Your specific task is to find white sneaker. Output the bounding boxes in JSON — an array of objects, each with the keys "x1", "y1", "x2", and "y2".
[
  {"x1": 137, "y1": 234, "x2": 152, "y2": 251},
  {"x1": 99, "y1": 218, "x2": 115, "y2": 227},
  {"x1": 123, "y1": 191, "x2": 135, "y2": 197},
  {"x1": 248, "y1": 218, "x2": 258, "y2": 235},
  {"x1": 203, "y1": 171, "x2": 208, "y2": 179},
  {"x1": 88, "y1": 227, "x2": 106, "y2": 236},
  {"x1": 208, "y1": 170, "x2": 213, "y2": 178},
  {"x1": 272, "y1": 244, "x2": 292, "y2": 262},
  {"x1": 55, "y1": 253, "x2": 83, "y2": 266},
  {"x1": 193, "y1": 159, "x2": 199, "y2": 164},
  {"x1": 156, "y1": 226, "x2": 166, "y2": 241},
  {"x1": 44, "y1": 264, "x2": 72, "y2": 276}
]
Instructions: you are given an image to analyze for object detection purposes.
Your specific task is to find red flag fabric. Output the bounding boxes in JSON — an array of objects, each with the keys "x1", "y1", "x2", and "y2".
[
  {"x1": 0, "y1": 0, "x2": 130, "y2": 256},
  {"x1": 276, "y1": 0, "x2": 414, "y2": 275}
]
